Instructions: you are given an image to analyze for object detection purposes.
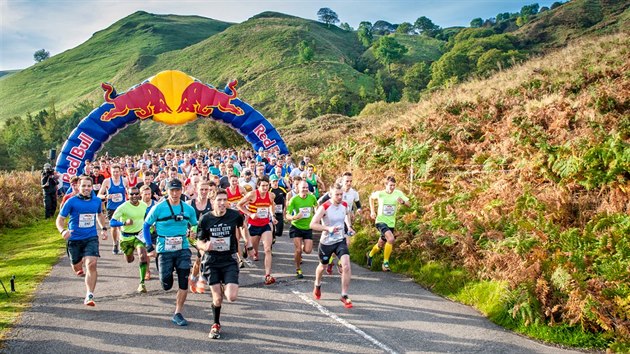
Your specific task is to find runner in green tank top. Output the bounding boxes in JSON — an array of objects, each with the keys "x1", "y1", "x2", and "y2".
[
  {"x1": 286, "y1": 180, "x2": 318, "y2": 278},
  {"x1": 366, "y1": 176, "x2": 410, "y2": 272}
]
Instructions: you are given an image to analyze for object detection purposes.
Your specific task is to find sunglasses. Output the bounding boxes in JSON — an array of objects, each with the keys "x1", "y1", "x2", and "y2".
[{"x1": 129, "y1": 192, "x2": 140, "y2": 196}]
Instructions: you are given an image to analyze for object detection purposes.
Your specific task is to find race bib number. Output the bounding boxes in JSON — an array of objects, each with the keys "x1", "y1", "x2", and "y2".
[
  {"x1": 229, "y1": 202, "x2": 238, "y2": 210},
  {"x1": 274, "y1": 204, "x2": 283, "y2": 214},
  {"x1": 383, "y1": 204, "x2": 396, "y2": 216},
  {"x1": 210, "y1": 237, "x2": 231, "y2": 252},
  {"x1": 136, "y1": 234, "x2": 146, "y2": 243},
  {"x1": 111, "y1": 193, "x2": 123, "y2": 203},
  {"x1": 78, "y1": 213, "x2": 95, "y2": 228},
  {"x1": 299, "y1": 207, "x2": 311, "y2": 218},
  {"x1": 256, "y1": 207, "x2": 269, "y2": 219},
  {"x1": 93, "y1": 184, "x2": 101, "y2": 191},
  {"x1": 165, "y1": 236, "x2": 183, "y2": 251}
]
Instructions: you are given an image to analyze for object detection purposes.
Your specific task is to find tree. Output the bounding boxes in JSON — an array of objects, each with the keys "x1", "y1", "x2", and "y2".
[
  {"x1": 396, "y1": 22, "x2": 414, "y2": 34},
  {"x1": 339, "y1": 22, "x2": 353, "y2": 31},
  {"x1": 357, "y1": 21, "x2": 374, "y2": 47},
  {"x1": 33, "y1": 49, "x2": 50, "y2": 63},
  {"x1": 496, "y1": 12, "x2": 511, "y2": 22},
  {"x1": 414, "y1": 16, "x2": 440, "y2": 37},
  {"x1": 402, "y1": 61, "x2": 431, "y2": 102},
  {"x1": 317, "y1": 8, "x2": 339, "y2": 27},
  {"x1": 373, "y1": 36, "x2": 408, "y2": 73},
  {"x1": 551, "y1": 1, "x2": 564, "y2": 9},
  {"x1": 470, "y1": 18, "x2": 483, "y2": 28},
  {"x1": 372, "y1": 20, "x2": 396, "y2": 35},
  {"x1": 521, "y1": 3, "x2": 540, "y2": 16},
  {"x1": 297, "y1": 40, "x2": 314, "y2": 63}
]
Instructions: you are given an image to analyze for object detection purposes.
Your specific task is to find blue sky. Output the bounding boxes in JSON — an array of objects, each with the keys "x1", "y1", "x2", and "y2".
[{"x1": 1, "y1": 0, "x2": 556, "y2": 71}]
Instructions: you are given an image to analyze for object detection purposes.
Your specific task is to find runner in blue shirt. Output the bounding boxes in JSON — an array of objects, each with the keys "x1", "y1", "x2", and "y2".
[
  {"x1": 56, "y1": 175, "x2": 109, "y2": 306},
  {"x1": 144, "y1": 178, "x2": 198, "y2": 326}
]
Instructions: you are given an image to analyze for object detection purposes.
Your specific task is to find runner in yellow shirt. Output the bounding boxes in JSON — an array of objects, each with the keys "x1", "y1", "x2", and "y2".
[{"x1": 366, "y1": 176, "x2": 410, "y2": 272}]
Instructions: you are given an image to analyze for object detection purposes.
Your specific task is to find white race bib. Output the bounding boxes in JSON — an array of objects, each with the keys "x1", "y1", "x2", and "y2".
[
  {"x1": 78, "y1": 213, "x2": 95, "y2": 228},
  {"x1": 93, "y1": 184, "x2": 101, "y2": 191},
  {"x1": 165, "y1": 236, "x2": 183, "y2": 251},
  {"x1": 111, "y1": 193, "x2": 123, "y2": 203},
  {"x1": 299, "y1": 207, "x2": 311, "y2": 218},
  {"x1": 210, "y1": 237, "x2": 231, "y2": 252},
  {"x1": 229, "y1": 202, "x2": 238, "y2": 210},
  {"x1": 274, "y1": 204, "x2": 283, "y2": 214},
  {"x1": 256, "y1": 207, "x2": 269, "y2": 219},
  {"x1": 383, "y1": 204, "x2": 396, "y2": 216}
]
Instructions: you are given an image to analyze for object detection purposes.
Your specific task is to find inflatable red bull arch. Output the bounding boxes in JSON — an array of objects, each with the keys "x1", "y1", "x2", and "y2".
[{"x1": 55, "y1": 70, "x2": 289, "y2": 186}]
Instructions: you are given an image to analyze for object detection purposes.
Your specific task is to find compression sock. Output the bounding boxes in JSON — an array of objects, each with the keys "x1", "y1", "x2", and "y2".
[
  {"x1": 212, "y1": 304, "x2": 221, "y2": 325},
  {"x1": 139, "y1": 262, "x2": 147, "y2": 284},
  {"x1": 369, "y1": 244, "x2": 381, "y2": 257},
  {"x1": 384, "y1": 243, "x2": 393, "y2": 263}
]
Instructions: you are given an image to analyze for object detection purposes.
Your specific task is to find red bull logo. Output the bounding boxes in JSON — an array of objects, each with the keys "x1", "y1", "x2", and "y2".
[
  {"x1": 62, "y1": 132, "x2": 94, "y2": 183},
  {"x1": 100, "y1": 82, "x2": 172, "y2": 121},
  {"x1": 177, "y1": 80, "x2": 245, "y2": 116},
  {"x1": 253, "y1": 123, "x2": 277, "y2": 149}
]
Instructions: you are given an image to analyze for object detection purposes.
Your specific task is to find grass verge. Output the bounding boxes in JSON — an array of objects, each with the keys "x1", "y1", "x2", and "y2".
[
  {"x1": 0, "y1": 219, "x2": 64, "y2": 341},
  {"x1": 350, "y1": 230, "x2": 612, "y2": 351}
]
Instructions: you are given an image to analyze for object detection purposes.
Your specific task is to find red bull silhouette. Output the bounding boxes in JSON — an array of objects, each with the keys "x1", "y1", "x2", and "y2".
[
  {"x1": 177, "y1": 80, "x2": 245, "y2": 116},
  {"x1": 100, "y1": 82, "x2": 172, "y2": 121}
]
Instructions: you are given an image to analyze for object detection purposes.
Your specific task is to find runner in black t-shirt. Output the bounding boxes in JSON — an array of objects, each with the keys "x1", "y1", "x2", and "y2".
[{"x1": 196, "y1": 188, "x2": 244, "y2": 339}]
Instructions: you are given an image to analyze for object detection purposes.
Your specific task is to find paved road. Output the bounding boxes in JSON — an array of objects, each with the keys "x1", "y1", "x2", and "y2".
[{"x1": 3, "y1": 230, "x2": 584, "y2": 353}]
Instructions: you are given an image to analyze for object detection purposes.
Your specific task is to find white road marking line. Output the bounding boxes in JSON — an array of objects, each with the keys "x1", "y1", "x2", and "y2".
[{"x1": 291, "y1": 289, "x2": 398, "y2": 354}]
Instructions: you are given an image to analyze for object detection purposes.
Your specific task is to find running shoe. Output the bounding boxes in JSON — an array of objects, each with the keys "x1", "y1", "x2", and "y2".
[
  {"x1": 264, "y1": 274, "x2": 276, "y2": 285},
  {"x1": 239, "y1": 259, "x2": 245, "y2": 269},
  {"x1": 112, "y1": 245, "x2": 119, "y2": 255},
  {"x1": 272, "y1": 235, "x2": 276, "y2": 245},
  {"x1": 326, "y1": 263, "x2": 334, "y2": 275},
  {"x1": 337, "y1": 262, "x2": 343, "y2": 275},
  {"x1": 313, "y1": 285, "x2": 321, "y2": 300},
  {"x1": 137, "y1": 283, "x2": 147, "y2": 293},
  {"x1": 172, "y1": 313, "x2": 188, "y2": 326},
  {"x1": 196, "y1": 279, "x2": 207, "y2": 293},
  {"x1": 340, "y1": 295, "x2": 353, "y2": 309},
  {"x1": 242, "y1": 248, "x2": 248, "y2": 259},
  {"x1": 84, "y1": 294, "x2": 95, "y2": 307},
  {"x1": 366, "y1": 252, "x2": 373, "y2": 268},
  {"x1": 75, "y1": 269, "x2": 85, "y2": 277},
  {"x1": 296, "y1": 269, "x2": 304, "y2": 279},
  {"x1": 382, "y1": 262, "x2": 391, "y2": 272},
  {"x1": 209, "y1": 323, "x2": 221, "y2": 339}
]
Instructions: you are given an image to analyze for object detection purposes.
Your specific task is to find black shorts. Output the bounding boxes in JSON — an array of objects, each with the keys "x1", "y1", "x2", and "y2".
[
  {"x1": 318, "y1": 240, "x2": 349, "y2": 264},
  {"x1": 202, "y1": 253, "x2": 239, "y2": 285},
  {"x1": 67, "y1": 237, "x2": 100, "y2": 265},
  {"x1": 106, "y1": 209, "x2": 116, "y2": 220},
  {"x1": 376, "y1": 222, "x2": 395, "y2": 242},
  {"x1": 289, "y1": 225, "x2": 313, "y2": 240},
  {"x1": 248, "y1": 224, "x2": 272, "y2": 236}
]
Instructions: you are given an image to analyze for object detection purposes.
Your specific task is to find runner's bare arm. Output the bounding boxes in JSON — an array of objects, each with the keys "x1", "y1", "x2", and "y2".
[{"x1": 97, "y1": 179, "x2": 109, "y2": 200}]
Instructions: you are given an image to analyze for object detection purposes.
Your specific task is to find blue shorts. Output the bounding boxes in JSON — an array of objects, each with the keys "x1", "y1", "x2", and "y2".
[
  {"x1": 158, "y1": 249, "x2": 192, "y2": 277},
  {"x1": 67, "y1": 237, "x2": 100, "y2": 265},
  {"x1": 248, "y1": 224, "x2": 272, "y2": 236}
]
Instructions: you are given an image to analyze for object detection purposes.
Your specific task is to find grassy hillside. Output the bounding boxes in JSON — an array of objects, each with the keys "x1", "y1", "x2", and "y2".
[
  {"x1": 0, "y1": 70, "x2": 20, "y2": 80},
  {"x1": 138, "y1": 13, "x2": 376, "y2": 118},
  {"x1": 0, "y1": 11, "x2": 232, "y2": 120},
  {"x1": 516, "y1": 0, "x2": 630, "y2": 49},
  {"x1": 299, "y1": 33, "x2": 629, "y2": 350}
]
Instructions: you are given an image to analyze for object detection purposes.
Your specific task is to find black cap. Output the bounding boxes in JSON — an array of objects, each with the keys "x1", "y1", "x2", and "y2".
[{"x1": 167, "y1": 178, "x2": 183, "y2": 190}]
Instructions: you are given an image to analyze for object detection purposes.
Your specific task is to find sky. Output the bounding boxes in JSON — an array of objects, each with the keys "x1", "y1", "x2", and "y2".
[{"x1": 0, "y1": 0, "x2": 557, "y2": 71}]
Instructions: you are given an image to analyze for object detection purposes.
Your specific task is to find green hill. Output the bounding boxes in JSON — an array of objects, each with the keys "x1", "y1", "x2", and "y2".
[{"x1": 0, "y1": 11, "x2": 232, "y2": 120}]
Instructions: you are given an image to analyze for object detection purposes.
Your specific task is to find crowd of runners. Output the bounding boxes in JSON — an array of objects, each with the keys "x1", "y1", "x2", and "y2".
[{"x1": 53, "y1": 147, "x2": 410, "y2": 339}]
